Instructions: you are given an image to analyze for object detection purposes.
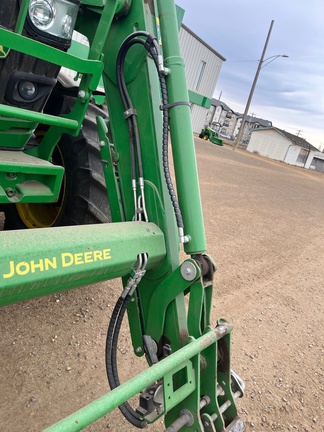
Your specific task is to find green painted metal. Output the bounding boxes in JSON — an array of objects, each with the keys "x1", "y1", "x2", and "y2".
[
  {"x1": 210, "y1": 136, "x2": 224, "y2": 146},
  {"x1": 25, "y1": 0, "x2": 119, "y2": 163},
  {"x1": 96, "y1": 116, "x2": 125, "y2": 222},
  {"x1": 0, "y1": 120, "x2": 37, "y2": 150},
  {"x1": 101, "y1": 0, "x2": 188, "y2": 359},
  {"x1": 0, "y1": 105, "x2": 79, "y2": 130},
  {"x1": 43, "y1": 323, "x2": 232, "y2": 432},
  {"x1": 158, "y1": 0, "x2": 207, "y2": 255},
  {"x1": 188, "y1": 90, "x2": 212, "y2": 109},
  {"x1": 14, "y1": 0, "x2": 29, "y2": 34},
  {"x1": 0, "y1": 151, "x2": 64, "y2": 204},
  {"x1": 0, "y1": 28, "x2": 103, "y2": 88},
  {"x1": 145, "y1": 259, "x2": 201, "y2": 342},
  {"x1": 0, "y1": 22, "x2": 104, "y2": 161},
  {"x1": 163, "y1": 359, "x2": 196, "y2": 412},
  {"x1": 0, "y1": 1, "x2": 243, "y2": 429},
  {"x1": 0, "y1": 222, "x2": 166, "y2": 306},
  {"x1": 187, "y1": 280, "x2": 205, "y2": 338},
  {"x1": 176, "y1": 5, "x2": 185, "y2": 30}
]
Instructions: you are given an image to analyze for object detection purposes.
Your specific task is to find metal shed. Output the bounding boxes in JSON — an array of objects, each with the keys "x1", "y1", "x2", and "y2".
[{"x1": 179, "y1": 24, "x2": 225, "y2": 133}]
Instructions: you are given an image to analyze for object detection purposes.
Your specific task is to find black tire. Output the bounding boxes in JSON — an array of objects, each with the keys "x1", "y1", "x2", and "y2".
[
  {"x1": 203, "y1": 134, "x2": 209, "y2": 140},
  {"x1": 2, "y1": 97, "x2": 111, "y2": 229}
]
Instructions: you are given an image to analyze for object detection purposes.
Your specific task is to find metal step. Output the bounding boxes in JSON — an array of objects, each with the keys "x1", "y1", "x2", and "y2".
[{"x1": 0, "y1": 150, "x2": 64, "y2": 203}]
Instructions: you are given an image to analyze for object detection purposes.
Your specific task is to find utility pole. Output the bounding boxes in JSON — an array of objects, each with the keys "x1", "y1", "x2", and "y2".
[{"x1": 233, "y1": 20, "x2": 274, "y2": 150}]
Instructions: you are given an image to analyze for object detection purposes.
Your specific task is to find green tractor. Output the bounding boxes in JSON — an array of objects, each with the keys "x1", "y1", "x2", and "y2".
[
  {"x1": 199, "y1": 126, "x2": 223, "y2": 146},
  {"x1": 0, "y1": 1, "x2": 244, "y2": 431}
]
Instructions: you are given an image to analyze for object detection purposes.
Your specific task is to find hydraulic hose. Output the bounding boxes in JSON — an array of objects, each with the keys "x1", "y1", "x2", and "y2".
[
  {"x1": 116, "y1": 32, "x2": 184, "y2": 231},
  {"x1": 106, "y1": 30, "x2": 187, "y2": 429},
  {"x1": 105, "y1": 294, "x2": 147, "y2": 428}
]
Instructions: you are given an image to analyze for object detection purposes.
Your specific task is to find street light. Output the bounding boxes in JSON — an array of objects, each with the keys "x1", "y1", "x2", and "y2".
[
  {"x1": 261, "y1": 54, "x2": 289, "y2": 68},
  {"x1": 233, "y1": 20, "x2": 288, "y2": 150}
]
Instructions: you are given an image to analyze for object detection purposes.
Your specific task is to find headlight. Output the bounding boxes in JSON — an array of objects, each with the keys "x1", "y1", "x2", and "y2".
[
  {"x1": 28, "y1": 0, "x2": 80, "y2": 42},
  {"x1": 29, "y1": 0, "x2": 55, "y2": 31},
  {"x1": 18, "y1": 81, "x2": 38, "y2": 100}
]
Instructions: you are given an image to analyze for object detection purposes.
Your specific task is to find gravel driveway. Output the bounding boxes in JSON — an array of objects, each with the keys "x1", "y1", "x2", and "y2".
[{"x1": 0, "y1": 138, "x2": 323, "y2": 431}]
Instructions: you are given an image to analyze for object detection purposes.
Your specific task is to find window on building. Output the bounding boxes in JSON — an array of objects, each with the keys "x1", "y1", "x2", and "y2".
[
  {"x1": 194, "y1": 61, "x2": 206, "y2": 91},
  {"x1": 296, "y1": 148, "x2": 308, "y2": 164}
]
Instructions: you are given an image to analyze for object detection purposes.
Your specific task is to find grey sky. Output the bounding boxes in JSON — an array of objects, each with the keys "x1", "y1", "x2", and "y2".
[{"x1": 175, "y1": 0, "x2": 324, "y2": 150}]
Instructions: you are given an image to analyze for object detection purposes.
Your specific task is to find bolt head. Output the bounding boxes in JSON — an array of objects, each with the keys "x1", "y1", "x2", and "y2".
[
  {"x1": 5, "y1": 188, "x2": 15, "y2": 197},
  {"x1": 180, "y1": 261, "x2": 197, "y2": 281},
  {"x1": 136, "y1": 347, "x2": 142, "y2": 353}
]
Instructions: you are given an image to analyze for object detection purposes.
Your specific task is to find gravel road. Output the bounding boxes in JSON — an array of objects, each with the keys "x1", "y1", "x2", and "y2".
[{"x1": 0, "y1": 138, "x2": 323, "y2": 431}]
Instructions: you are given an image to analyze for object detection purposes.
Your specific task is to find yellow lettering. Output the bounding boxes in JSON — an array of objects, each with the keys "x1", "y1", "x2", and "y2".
[
  {"x1": 44, "y1": 257, "x2": 57, "y2": 270},
  {"x1": 93, "y1": 250, "x2": 103, "y2": 261},
  {"x1": 84, "y1": 251, "x2": 93, "y2": 263},
  {"x1": 61, "y1": 253, "x2": 74, "y2": 267},
  {"x1": 3, "y1": 261, "x2": 15, "y2": 279},
  {"x1": 103, "y1": 249, "x2": 111, "y2": 260},
  {"x1": 16, "y1": 262, "x2": 30, "y2": 276},
  {"x1": 74, "y1": 253, "x2": 84, "y2": 265},
  {"x1": 30, "y1": 260, "x2": 44, "y2": 273}
]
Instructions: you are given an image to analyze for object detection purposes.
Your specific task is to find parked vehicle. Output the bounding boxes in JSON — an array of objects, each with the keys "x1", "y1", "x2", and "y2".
[
  {"x1": 199, "y1": 126, "x2": 223, "y2": 146},
  {"x1": 219, "y1": 132, "x2": 233, "y2": 140}
]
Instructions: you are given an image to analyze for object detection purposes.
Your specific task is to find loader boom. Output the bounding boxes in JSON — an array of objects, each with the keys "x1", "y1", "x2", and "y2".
[{"x1": 0, "y1": 0, "x2": 245, "y2": 430}]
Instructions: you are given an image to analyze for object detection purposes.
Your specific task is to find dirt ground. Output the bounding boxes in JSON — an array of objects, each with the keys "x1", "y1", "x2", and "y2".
[{"x1": 0, "y1": 139, "x2": 323, "y2": 432}]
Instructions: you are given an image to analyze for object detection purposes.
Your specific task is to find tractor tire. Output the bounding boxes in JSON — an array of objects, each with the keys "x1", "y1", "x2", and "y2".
[
  {"x1": 203, "y1": 134, "x2": 209, "y2": 140},
  {"x1": 1, "y1": 98, "x2": 111, "y2": 229}
]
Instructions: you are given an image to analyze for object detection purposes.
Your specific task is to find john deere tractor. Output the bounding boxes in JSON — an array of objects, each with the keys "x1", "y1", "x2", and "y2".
[
  {"x1": 0, "y1": 1, "x2": 245, "y2": 431},
  {"x1": 199, "y1": 126, "x2": 223, "y2": 146}
]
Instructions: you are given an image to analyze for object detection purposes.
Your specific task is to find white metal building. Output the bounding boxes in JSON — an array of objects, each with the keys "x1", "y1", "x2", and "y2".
[
  {"x1": 179, "y1": 25, "x2": 225, "y2": 133},
  {"x1": 70, "y1": 17, "x2": 225, "y2": 136},
  {"x1": 247, "y1": 127, "x2": 319, "y2": 169},
  {"x1": 309, "y1": 152, "x2": 324, "y2": 172}
]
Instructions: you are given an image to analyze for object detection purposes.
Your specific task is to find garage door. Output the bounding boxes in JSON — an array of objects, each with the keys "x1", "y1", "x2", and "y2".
[{"x1": 310, "y1": 157, "x2": 324, "y2": 172}]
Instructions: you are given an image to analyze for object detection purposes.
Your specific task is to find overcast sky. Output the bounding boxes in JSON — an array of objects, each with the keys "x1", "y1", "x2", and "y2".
[{"x1": 175, "y1": 0, "x2": 324, "y2": 150}]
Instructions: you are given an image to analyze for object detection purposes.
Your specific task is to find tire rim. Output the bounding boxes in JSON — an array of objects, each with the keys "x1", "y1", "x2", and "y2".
[{"x1": 16, "y1": 132, "x2": 66, "y2": 228}]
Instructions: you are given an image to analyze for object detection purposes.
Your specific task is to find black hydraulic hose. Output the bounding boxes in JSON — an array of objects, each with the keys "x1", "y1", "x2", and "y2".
[
  {"x1": 105, "y1": 294, "x2": 147, "y2": 429},
  {"x1": 110, "y1": 294, "x2": 131, "y2": 387},
  {"x1": 116, "y1": 37, "x2": 148, "y2": 179},
  {"x1": 111, "y1": 296, "x2": 147, "y2": 427},
  {"x1": 150, "y1": 49, "x2": 184, "y2": 230},
  {"x1": 116, "y1": 33, "x2": 184, "y2": 230},
  {"x1": 105, "y1": 296, "x2": 123, "y2": 390},
  {"x1": 116, "y1": 47, "x2": 137, "y2": 182}
]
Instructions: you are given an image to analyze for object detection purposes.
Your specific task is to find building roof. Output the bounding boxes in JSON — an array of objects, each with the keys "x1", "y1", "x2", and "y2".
[
  {"x1": 236, "y1": 113, "x2": 272, "y2": 127},
  {"x1": 252, "y1": 127, "x2": 319, "y2": 151},
  {"x1": 211, "y1": 98, "x2": 233, "y2": 112},
  {"x1": 181, "y1": 24, "x2": 226, "y2": 61}
]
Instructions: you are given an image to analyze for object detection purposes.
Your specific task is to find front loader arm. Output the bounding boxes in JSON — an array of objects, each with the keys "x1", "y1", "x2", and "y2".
[{"x1": 0, "y1": 0, "x2": 245, "y2": 430}]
